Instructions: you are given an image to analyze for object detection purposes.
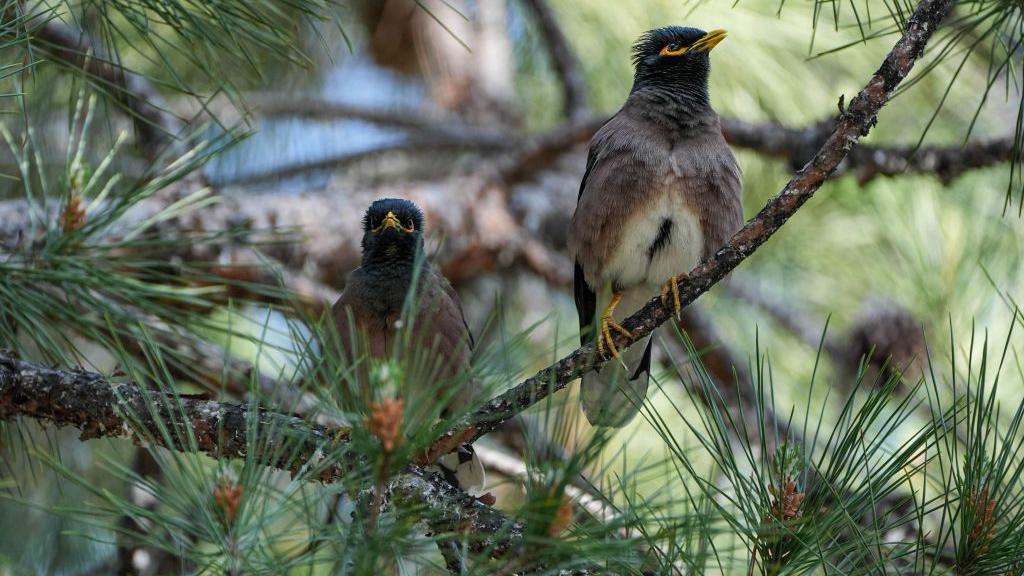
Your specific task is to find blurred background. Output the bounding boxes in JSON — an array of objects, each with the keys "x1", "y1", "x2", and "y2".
[{"x1": 1, "y1": 0, "x2": 1023, "y2": 573}]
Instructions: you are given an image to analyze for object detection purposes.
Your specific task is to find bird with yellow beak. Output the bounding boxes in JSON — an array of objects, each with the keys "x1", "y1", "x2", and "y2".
[
  {"x1": 568, "y1": 26, "x2": 743, "y2": 427},
  {"x1": 332, "y1": 198, "x2": 486, "y2": 495}
]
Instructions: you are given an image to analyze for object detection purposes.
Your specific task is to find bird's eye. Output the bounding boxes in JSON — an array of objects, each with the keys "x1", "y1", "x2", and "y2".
[
  {"x1": 660, "y1": 41, "x2": 687, "y2": 56},
  {"x1": 406, "y1": 219, "x2": 415, "y2": 230}
]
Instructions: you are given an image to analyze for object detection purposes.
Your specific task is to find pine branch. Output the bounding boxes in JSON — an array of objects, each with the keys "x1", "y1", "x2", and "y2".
[
  {"x1": 0, "y1": 351, "x2": 547, "y2": 565},
  {"x1": 427, "y1": 0, "x2": 956, "y2": 455},
  {"x1": 0, "y1": 349, "x2": 352, "y2": 478}
]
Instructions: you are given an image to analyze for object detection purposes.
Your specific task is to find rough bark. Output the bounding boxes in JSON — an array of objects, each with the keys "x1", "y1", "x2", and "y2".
[
  {"x1": 0, "y1": 350, "x2": 543, "y2": 563},
  {"x1": 0, "y1": 350, "x2": 352, "y2": 478}
]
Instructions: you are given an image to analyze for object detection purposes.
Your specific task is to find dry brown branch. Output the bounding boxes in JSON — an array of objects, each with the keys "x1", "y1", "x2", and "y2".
[
  {"x1": 423, "y1": 0, "x2": 955, "y2": 456},
  {"x1": 241, "y1": 100, "x2": 1015, "y2": 188},
  {"x1": 721, "y1": 118, "x2": 1018, "y2": 184}
]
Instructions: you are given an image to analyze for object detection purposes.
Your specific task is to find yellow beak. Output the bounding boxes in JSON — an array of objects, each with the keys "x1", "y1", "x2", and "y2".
[
  {"x1": 371, "y1": 211, "x2": 403, "y2": 234},
  {"x1": 689, "y1": 29, "x2": 727, "y2": 53},
  {"x1": 383, "y1": 211, "x2": 401, "y2": 231},
  {"x1": 372, "y1": 211, "x2": 416, "y2": 234}
]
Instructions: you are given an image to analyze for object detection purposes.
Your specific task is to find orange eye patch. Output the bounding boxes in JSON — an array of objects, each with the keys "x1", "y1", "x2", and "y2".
[{"x1": 660, "y1": 44, "x2": 687, "y2": 56}]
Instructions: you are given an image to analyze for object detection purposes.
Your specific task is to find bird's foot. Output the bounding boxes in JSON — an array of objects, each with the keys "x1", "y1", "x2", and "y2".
[
  {"x1": 596, "y1": 291, "x2": 634, "y2": 360},
  {"x1": 660, "y1": 272, "x2": 689, "y2": 320},
  {"x1": 598, "y1": 315, "x2": 635, "y2": 360}
]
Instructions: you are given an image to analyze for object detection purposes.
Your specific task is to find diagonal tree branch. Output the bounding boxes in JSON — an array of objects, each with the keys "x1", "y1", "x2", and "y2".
[{"x1": 424, "y1": 0, "x2": 955, "y2": 455}]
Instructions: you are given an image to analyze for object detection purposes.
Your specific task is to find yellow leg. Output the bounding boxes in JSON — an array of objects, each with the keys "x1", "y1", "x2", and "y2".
[
  {"x1": 597, "y1": 291, "x2": 634, "y2": 360},
  {"x1": 660, "y1": 272, "x2": 688, "y2": 320}
]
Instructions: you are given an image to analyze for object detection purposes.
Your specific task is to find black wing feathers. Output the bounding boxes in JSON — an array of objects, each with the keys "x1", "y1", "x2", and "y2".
[
  {"x1": 574, "y1": 260, "x2": 597, "y2": 345},
  {"x1": 574, "y1": 147, "x2": 600, "y2": 345}
]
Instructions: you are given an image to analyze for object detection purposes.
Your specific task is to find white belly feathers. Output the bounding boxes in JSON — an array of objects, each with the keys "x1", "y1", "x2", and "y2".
[{"x1": 602, "y1": 193, "x2": 704, "y2": 292}]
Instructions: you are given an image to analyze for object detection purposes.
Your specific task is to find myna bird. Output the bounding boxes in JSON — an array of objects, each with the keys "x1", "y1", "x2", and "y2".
[
  {"x1": 331, "y1": 198, "x2": 485, "y2": 494},
  {"x1": 568, "y1": 27, "x2": 743, "y2": 427}
]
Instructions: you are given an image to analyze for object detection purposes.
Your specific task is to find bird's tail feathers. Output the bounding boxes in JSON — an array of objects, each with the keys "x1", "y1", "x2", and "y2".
[{"x1": 580, "y1": 333, "x2": 652, "y2": 428}]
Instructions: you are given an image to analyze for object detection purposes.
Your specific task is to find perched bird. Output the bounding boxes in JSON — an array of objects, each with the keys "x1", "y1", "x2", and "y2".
[
  {"x1": 568, "y1": 27, "x2": 743, "y2": 427},
  {"x1": 331, "y1": 198, "x2": 485, "y2": 494}
]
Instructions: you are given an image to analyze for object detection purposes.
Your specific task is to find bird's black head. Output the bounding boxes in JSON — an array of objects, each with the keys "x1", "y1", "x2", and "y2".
[
  {"x1": 630, "y1": 26, "x2": 727, "y2": 102},
  {"x1": 360, "y1": 198, "x2": 425, "y2": 269}
]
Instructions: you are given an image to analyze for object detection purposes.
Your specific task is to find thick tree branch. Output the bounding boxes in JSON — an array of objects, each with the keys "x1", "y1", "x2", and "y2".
[
  {"x1": 722, "y1": 117, "x2": 1018, "y2": 184},
  {"x1": 426, "y1": 0, "x2": 954, "y2": 453},
  {"x1": 0, "y1": 350, "x2": 352, "y2": 478},
  {"x1": 389, "y1": 467, "x2": 524, "y2": 557},
  {"x1": 0, "y1": 351, "x2": 598, "y2": 568}
]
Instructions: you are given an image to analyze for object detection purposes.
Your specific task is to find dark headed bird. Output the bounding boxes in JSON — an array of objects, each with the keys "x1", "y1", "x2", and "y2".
[
  {"x1": 568, "y1": 27, "x2": 743, "y2": 427},
  {"x1": 331, "y1": 198, "x2": 485, "y2": 493}
]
